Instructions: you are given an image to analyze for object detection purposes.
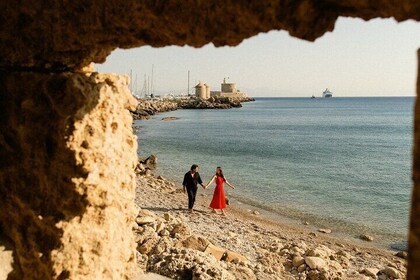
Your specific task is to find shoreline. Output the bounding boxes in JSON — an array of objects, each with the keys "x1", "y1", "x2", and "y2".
[
  {"x1": 147, "y1": 169, "x2": 406, "y2": 253},
  {"x1": 227, "y1": 196, "x2": 407, "y2": 252},
  {"x1": 218, "y1": 196, "x2": 398, "y2": 253},
  {"x1": 135, "y1": 170, "x2": 407, "y2": 279},
  {"x1": 134, "y1": 97, "x2": 412, "y2": 255}
]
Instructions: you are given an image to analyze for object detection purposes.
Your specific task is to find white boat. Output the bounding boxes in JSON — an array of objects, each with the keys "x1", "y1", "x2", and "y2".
[{"x1": 322, "y1": 88, "x2": 333, "y2": 98}]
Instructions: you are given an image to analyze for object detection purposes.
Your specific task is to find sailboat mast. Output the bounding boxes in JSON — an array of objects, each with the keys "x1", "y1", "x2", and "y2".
[
  {"x1": 134, "y1": 74, "x2": 137, "y2": 97},
  {"x1": 151, "y1": 64, "x2": 154, "y2": 96},
  {"x1": 147, "y1": 76, "x2": 150, "y2": 97},
  {"x1": 129, "y1": 69, "x2": 133, "y2": 93},
  {"x1": 187, "y1": 70, "x2": 190, "y2": 96},
  {"x1": 141, "y1": 74, "x2": 147, "y2": 98}
]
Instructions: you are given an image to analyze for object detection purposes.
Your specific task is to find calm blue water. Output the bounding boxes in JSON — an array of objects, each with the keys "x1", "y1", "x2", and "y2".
[{"x1": 135, "y1": 97, "x2": 414, "y2": 249}]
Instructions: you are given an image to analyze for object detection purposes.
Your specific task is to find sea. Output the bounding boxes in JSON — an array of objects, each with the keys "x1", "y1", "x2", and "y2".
[{"x1": 135, "y1": 97, "x2": 414, "y2": 250}]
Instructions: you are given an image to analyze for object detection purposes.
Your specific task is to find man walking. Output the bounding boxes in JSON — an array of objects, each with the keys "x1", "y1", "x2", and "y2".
[{"x1": 183, "y1": 164, "x2": 205, "y2": 213}]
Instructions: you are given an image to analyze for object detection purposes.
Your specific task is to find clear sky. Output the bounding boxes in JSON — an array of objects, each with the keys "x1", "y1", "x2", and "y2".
[{"x1": 96, "y1": 17, "x2": 420, "y2": 97}]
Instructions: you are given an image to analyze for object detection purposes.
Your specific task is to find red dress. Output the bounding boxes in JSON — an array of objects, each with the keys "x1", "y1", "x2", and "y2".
[{"x1": 210, "y1": 176, "x2": 227, "y2": 209}]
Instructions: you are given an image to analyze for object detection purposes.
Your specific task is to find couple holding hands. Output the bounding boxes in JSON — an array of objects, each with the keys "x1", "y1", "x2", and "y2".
[{"x1": 182, "y1": 164, "x2": 235, "y2": 216}]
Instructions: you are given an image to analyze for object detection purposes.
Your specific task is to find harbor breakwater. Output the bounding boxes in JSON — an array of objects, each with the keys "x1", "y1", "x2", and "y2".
[{"x1": 131, "y1": 96, "x2": 255, "y2": 120}]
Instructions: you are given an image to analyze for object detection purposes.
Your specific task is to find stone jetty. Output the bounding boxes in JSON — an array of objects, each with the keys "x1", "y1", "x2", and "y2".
[{"x1": 131, "y1": 96, "x2": 255, "y2": 120}]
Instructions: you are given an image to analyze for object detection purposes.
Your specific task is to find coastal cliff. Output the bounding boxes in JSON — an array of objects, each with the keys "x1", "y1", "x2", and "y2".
[{"x1": 131, "y1": 96, "x2": 255, "y2": 120}]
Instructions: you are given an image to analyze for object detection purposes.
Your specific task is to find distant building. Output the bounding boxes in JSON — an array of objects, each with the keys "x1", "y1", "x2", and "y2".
[
  {"x1": 197, "y1": 78, "x2": 247, "y2": 99},
  {"x1": 195, "y1": 82, "x2": 209, "y2": 99},
  {"x1": 221, "y1": 78, "x2": 237, "y2": 95},
  {"x1": 204, "y1": 83, "x2": 210, "y2": 99},
  {"x1": 210, "y1": 78, "x2": 247, "y2": 98}
]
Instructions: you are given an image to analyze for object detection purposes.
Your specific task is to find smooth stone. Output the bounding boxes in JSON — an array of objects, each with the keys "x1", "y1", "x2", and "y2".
[
  {"x1": 359, "y1": 234, "x2": 374, "y2": 241},
  {"x1": 395, "y1": 251, "x2": 407, "y2": 259},
  {"x1": 161, "y1": 117, "x2": 179, "y2": 121},
  {"x1": 381, "y1": 267, "x2": 401, "y2": 279},
  {"x1": 304, "y1": 256, "x2": 327, "y2": 270},
  {"x1": 318, "y1": 228, "x2": 332, "y2": 234},
  {"x1": 361, "y1": 268, "x2": 379, "y2": 278},
  {"x1": 136, "y1": 216, "x2": 156, "y2": 225},
  {"x1": 293, "y1": 256, "x2": 305, "y2": 267},
  {"x1": 204, "y1": 243, "x2": 227, "y2": 261},
  {"x1": 225, "y1": 250, "x2": 248, "y2": 263},
  {"x1": 297, "y1": 264, "x2": 306, "y2": 273}
]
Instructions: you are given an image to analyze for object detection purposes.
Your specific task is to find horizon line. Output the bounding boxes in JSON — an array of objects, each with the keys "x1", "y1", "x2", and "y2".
[{"x1": 253, "y1": 95, "x2": 415, "y2": 98}]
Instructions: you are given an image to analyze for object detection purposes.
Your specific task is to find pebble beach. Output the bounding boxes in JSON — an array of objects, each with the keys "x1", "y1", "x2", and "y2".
[{"x1": 134, "y1": 170, "x2": 407, "y2": 279}]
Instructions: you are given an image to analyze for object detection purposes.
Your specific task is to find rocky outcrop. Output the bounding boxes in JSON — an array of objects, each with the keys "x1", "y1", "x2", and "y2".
[
  {"x1": 134, "y1": 206, "x2": 244, "y2": 279},
  {"x1": 135, "y1": 155, "x2": 158, "y2": 177},
  {"x1": 178, "y1": 96, "x2": 255, "y2": 109},
  {"x1": 0, "y1": 1, "x2": 419, "y2": 279},
  {"x1": 132, "y1": 96, "x2": 256, "y2": 119},
  {"x1": 132, "y1": 99, "x2": 179, "y2": 120},
  {"x1": 0, "y1": 2, "x2": 418, "y2": 70},
  {"x1": 178, "y1": 96, "x2": 241, "y2": 109},
  {"x1": 0, "y1": 72, "x2": 138, "y2": 279}
]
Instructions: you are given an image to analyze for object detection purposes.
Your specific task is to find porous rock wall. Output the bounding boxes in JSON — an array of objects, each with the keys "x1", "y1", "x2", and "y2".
[
  {"x1": 0, "y1": 72, "x2": 138, "y2": 279},
  {"x1": 0, "y1": 1, "x2": 418, "y2": 70},
  {"x1": 0, "y1": 1, "x2": 418, "y2": 279},
  {"x1": 410, "y1": 49, "x2": 420, "y2": 280}
]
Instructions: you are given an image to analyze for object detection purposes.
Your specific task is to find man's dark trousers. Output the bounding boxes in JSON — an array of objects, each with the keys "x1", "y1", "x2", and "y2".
[{"x1": 186, "y1": 186, "x2": 197, "y2": 209}]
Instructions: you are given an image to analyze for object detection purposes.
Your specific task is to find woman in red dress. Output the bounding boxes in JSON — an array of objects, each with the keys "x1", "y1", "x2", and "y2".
[{"x1": 205, "y1": 167, "x2": 235, "y2": 216}]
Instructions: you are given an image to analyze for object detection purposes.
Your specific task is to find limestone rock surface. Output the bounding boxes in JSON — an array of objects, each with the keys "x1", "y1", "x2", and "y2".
[
  {"x1": 0, "y1": 1, "x2": 418, "y2": 69},
  {"x1": 0, "y1": 72, "x2": 138, "y2": 279}
]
